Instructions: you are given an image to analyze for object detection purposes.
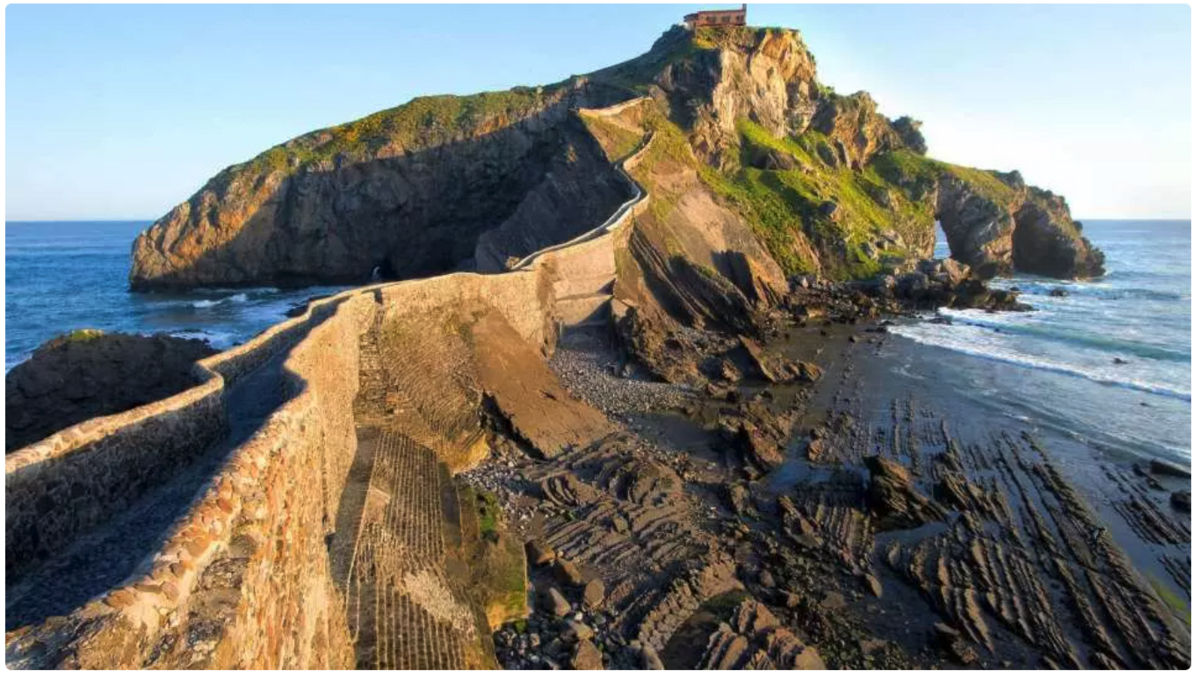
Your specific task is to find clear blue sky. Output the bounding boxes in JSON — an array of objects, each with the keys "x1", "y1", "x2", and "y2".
[{"x1": 5, "y1": 3, "x2": 1191, "y2": 220}]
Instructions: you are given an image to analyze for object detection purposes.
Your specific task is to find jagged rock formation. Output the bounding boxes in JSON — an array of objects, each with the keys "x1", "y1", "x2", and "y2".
[
  {"x1": 927, "y1": 167, "x2": 1105, "y2": 279},
  {"x1": 131, "y1": 23, "x2": 1103, "y2": 294},
  {"x1": 696, "y1": 599, "x2": 825, "y2": 669}
]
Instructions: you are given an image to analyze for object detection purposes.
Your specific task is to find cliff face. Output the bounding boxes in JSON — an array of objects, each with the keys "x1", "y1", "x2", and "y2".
[
  {"x1": 619, "y1": 25, "x2": 1102, "y2": 281},
  {"x1": 130, "y1": 84, "x2": 632, "y2": 289},
  {"x1": 130, "y1": 23, "x2": 1103, "y2": 290}
]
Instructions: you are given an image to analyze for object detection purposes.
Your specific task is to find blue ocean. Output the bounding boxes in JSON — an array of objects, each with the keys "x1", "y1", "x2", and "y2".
[
  {"x1": 893, "y1": 219, "x2": 1191, "y2": 465},
  {"x1": 4, "y1": 219, "x2": 1191, "y2": 465},
  {"x1": 4, "y1": 221, "x2": 348, "y2": 371}
]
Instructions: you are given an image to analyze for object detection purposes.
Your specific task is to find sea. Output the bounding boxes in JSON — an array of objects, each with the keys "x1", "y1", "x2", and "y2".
[
  {"x1": 4, "y1": 221, "x2": 349, "y2": 370},
  {"x1": 4, "y1": 219, "x2": 1191, "y2": 466},
  {"x1": 892, "y1": 220, "x2": 1191, "y2": 466}
]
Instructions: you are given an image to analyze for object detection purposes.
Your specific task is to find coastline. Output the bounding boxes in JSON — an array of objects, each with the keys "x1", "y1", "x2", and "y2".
[{"x1": 466, "y1": 314, "x2": 1192, "y2": 668}]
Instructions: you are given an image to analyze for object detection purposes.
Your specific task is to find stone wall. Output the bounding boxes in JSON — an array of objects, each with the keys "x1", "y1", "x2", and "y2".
[
  {"x1": 6, "y1": 290, "x2": 377, "y2": 668},
  {"x1": 379, "y1": 270, "x2": 555, "y2": 352},
  {"x1": 5, "y1": 373, "x2": 223, "y2": 586},
  {"x1": 5, "y1": 100, "x2": 651, "y2": 669},
  {"x1": 4, "y1": 290, "x2": 352, "y2": 587}
]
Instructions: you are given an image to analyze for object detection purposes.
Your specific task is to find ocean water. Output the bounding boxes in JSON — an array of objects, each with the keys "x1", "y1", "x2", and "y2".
[
  {"x1": 892, "y1": 220, "x2": 1191, "y2": 465},
  {"x1": 4, "y1": 220, "x2": 1191, "y2": 465},
  {"x1": 5, "y1": 221, "x2": 349, "y2": 370}
]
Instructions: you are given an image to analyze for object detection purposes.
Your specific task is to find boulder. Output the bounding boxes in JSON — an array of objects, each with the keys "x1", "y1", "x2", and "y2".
[
  {"x1": 758, "y1": 569, "x2": 776, "y2": 589},
  {"x1": 864, "y1": 455, "x2": 947, "y2": 530},
  {"x1": 543, "y1": 587, "x2": 571, "y2": 617},
  {"x1": 525, "y1": 539, "x2": 556, "y2": 567},
  {"x1": 582, "y1": 578, "x2": 606, "y2": 609},
  {"x1": 940, "y1": 258, "x2": 970, "y2": 286},
  {"x1": 566, "y1": 620, "x2": 594, "y2": 641},
  {"x1": 1150, "y1": 459, "x2": 1190, "y2": 478},
  {"x1": 570, "y1": 639, "x2": 604, "y2": 670},
  {"x1": 896, "y1": 272, "x2": 929, "y2": 299},
  {"x1": 1170, "y1": 491, "x2": 1190, "y2": 513},
  {"x1": 6, "y1": 331, "x2": 216, "y2": 452},
  {"x1": 552, "y1": 558, "x2": 585, "y2": 587},
  {"x1": 782, "y1": 360, "x2": 823, "y2": 384},
  {"x1": 734, "y1": 423, "x2": 784, "y2": 474},
  {"x1": 727, "y1": 484, "x2": 757, "y2": 516},
  {"x1": 863, "y1": 573, "x2": 883, "y2": 598}
]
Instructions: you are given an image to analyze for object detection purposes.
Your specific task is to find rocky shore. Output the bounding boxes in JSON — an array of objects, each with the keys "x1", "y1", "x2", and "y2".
[
  {"x1": 461, "y1": 272, "x2": 1190, "y2": 671},
  {"x1": 9, "y1": 19, "x2": 1166, "y2": 671}
]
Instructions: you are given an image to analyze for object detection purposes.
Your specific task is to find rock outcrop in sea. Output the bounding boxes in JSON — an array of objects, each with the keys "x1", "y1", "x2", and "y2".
[
  {"x1": 5, "y1": 331, "x2": 215, "y2": 452},
  {"x1": 129, "y1": 25, "x2": 1104, "y2": 292}
]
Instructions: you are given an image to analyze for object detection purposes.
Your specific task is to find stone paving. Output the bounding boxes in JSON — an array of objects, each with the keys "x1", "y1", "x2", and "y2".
[{"x1": 338, "y1": 320, "x2": 487, "y2": 669}]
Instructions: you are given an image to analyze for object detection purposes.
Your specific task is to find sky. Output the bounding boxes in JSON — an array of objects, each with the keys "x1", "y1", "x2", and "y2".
[{"x1": 5, "y1": 3, "x2": 1192, "y2": 221}]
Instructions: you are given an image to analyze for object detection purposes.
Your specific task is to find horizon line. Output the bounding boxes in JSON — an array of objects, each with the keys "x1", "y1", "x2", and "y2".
[{"x1": 5, "y1": 216, "x2": 1195, "y2": 224}]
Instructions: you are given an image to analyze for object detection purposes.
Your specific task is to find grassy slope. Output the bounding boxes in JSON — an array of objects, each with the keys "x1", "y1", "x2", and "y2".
[
  {"x1": 208, "y1": 84, "x2": 568, "y2": 191},
  {"x1": 706, "y1": 120, "x2": 940, "y2": 279},
  {"x1": 206, "y1": 22, "x2": 1031, "y2": 284},
  {"x1": 623, "y1": 108, "x2": 1026, "y2": 281},
  {"x1": 578, "y1": 112, "x2": 643, "y2": 163}
]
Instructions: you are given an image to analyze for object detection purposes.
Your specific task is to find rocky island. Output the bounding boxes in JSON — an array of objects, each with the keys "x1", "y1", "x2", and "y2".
[
  {"x1": 129, "y1": 24, "x2": 1103, "y2": 292},
  {"x1": 8, "y1": 19, "x2": 1186, "y2": 673}
]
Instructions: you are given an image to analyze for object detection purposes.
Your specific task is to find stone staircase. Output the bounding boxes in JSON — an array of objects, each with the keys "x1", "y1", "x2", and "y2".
[
  {"x1": 342, "y1": 430, "x2": 480, "y2": 670},
  {"x1": 352, "y1": 308, "x2": 386, "y2": 419}
]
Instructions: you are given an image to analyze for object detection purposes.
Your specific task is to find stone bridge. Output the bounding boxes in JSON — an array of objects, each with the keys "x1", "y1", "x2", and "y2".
[{"x1": 4, "y1": 101, "x2": 654, "y2": 669}]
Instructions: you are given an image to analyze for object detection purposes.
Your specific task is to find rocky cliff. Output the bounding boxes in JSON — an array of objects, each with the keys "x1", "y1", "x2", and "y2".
[
  {"x1": 130, "y1": 83, "x2": 633, "y2": 289},
  {"x1": 130, "y1": 23, "x2": 1103, "y2": 291}
]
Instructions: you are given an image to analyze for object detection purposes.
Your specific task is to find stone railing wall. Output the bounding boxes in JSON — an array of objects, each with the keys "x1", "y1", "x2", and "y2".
[
  {"x1": 5, "y1": 99, "x2": 653, "y2": 669},
  {"x1": 6, "y1": 290, "x2": 378, "y2": 668},
  {"x1": 3, "y1": 291, "x2": 353, "y2": 587}
]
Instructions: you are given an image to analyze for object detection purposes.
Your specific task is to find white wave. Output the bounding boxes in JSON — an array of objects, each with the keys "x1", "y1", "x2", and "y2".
[
  {"x1": 191, "y1": 293, "x2": 249, "y2": 309},
  {"x1": 170, "y1": 329, "x2": 238, "y2": 349},
  {"x1": 891, "y1": 323, "x2": 1191, "y2": 402}
]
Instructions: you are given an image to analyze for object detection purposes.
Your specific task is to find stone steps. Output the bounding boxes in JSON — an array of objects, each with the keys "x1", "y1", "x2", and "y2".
[{"x1": 341, "y1": 428, "x2": 479, "y2": 670}]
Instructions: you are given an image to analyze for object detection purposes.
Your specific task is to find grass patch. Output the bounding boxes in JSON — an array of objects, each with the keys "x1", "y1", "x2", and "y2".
[
  {"x1": 209, "y1": 84, "x2": 569, "y2": 191},
  {"x1": 474, "y1": 488, "x2": 501, "y2": 541},
  {"x1": 943, "y1": 164, "x2": 1018, "y2": 206},
  {"x1": 871, "y1": 149, "x2": 1016, "y2": 207},
  {"x1": 579, "y1": 112, "x2": 643, "y2": 162},
  {"x1": 46, "y1": 328, "x2": 106, "y2": 350},
  {"x1": 459, "y1": 483, "x2": 529, "y2": 629},
  {"x1": 63, "y1": 328, "x2": 105, "y2": 343},
  {"x1": 1148, "y1": 575, "x2": 1190, "y2": 626},
  {"x1": 701, "y1": 120, "x2": 941, "y2": 279}
]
